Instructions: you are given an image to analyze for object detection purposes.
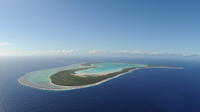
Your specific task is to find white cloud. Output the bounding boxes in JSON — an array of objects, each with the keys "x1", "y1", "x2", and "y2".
[
  {"x1": 86, "y1": 49, "x2": 200, "y2": 58},
  {"x1": 0, "y1": 49, "x2": 78, "y2": 56},
  {"x1": 55, "y1": 49, "x2": 78, "y2": 55},
  {"x1": 88, "y1": 49, "x2": 106, "y2": 55},
  {"x1": 114, "y1": 50, "x2": 200, "y2": 57},
  {"x1": 0, "y1": 42, "x2": 13, "y2": 46},
  {"x1": 117, "y1": 50, "x2": 147, "y2": 55},
  {"x1": 116, "y1": 50, "x2": 164, "y2": 56},
  {"x1": 0, "y1": 48, "x2": 199, "y2": 58}
]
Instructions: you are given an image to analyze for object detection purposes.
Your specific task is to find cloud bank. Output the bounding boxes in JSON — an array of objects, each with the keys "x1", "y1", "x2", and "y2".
[
  {"x1": 87, "y1": 49, "x2": 200, "y2": 58},
  {"x1": 0, "y1": 49, "x2": 78, "y2": 56},
  {"x1": 0, "y1": 49, "x2": 199, "y2": 58},
  {"x1": 0, "y1": 42, "x2": 13, "y2": 46}
]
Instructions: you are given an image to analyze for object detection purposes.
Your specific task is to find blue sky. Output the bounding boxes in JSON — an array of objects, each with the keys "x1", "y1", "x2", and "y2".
[{"x1": 0, "y1": 0, "x2": 200, "y2": 57}]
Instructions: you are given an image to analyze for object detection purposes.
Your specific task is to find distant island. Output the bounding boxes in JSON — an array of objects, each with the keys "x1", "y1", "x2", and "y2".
[{"x1": 18, "y1": 62, "x2": 183, "y2": 91}]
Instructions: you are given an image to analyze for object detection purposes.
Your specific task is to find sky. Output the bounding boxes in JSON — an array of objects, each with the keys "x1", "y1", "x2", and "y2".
[{"x1": 0, "y1": 0, "x2": 200, "y2": 57}]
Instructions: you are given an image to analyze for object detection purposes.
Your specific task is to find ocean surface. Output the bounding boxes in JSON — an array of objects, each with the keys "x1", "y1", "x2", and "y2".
[{"x1": 0, "y1": 57, "x2": 200, "y2": 112}]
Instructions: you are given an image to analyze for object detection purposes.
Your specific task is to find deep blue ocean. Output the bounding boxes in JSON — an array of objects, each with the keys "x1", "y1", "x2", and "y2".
[{"x1": 0, "y1": 57, "x2": 200, "y2": 112}]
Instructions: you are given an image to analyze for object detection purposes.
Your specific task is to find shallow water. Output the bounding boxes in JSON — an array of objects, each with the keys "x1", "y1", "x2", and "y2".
[{"x1": 77, "y1": 63, "x2": 146, "y2": 74}]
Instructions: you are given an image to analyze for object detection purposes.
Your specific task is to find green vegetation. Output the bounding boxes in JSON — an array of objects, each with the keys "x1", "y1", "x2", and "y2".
[{"x1": 50, "y1": 67, "x2": 135, "y2": 86}]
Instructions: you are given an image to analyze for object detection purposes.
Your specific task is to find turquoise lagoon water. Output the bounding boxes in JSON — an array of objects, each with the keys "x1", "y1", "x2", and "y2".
[
  {"x1": 18, "y1": 63, "x2": 146, "y2": 90},
  {"x1": 77, "y1": 63, "x2": 146, "y2": 74}
]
